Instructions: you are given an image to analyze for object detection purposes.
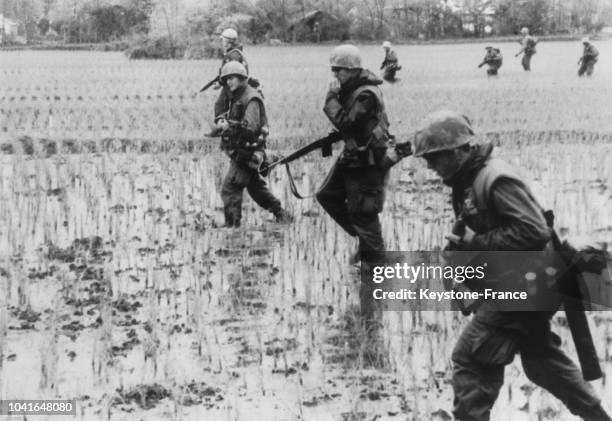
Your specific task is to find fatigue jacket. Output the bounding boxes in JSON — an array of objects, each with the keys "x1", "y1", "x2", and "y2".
[
  {"x1": 323, "y1": 69, "x2": 390, "y2": 168},
  {"x1": 582, "y1": 44, "x2": 599, "y2": 62},
  {"x1": 221, "y1": 85, "x2": 267, "y2": 158}
]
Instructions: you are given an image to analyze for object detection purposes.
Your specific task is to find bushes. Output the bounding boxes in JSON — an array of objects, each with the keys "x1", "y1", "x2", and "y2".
[
  {"x1": 126, "y1": 35, "x2": 185, "y2": 59},
  {"x1": 184, "y1": 36, "x2": 220, "y2": 60}
]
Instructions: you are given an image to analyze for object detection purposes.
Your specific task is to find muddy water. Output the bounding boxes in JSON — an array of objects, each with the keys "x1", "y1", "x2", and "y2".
[{"x1": 1, "y1": 140, "x2": 611, "y2": 420}]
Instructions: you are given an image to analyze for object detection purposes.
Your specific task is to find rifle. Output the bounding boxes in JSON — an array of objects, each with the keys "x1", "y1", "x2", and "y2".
[
  {"x1": 260, "y1": 131, "x2": 343, "y2": 175},
  {"x1": 199, "y1": 76, "x2": 220, "y2": 93},
  {"x1": 478, "y1": 60, "x2": 487, "y2": 68},
  {"x1": 544, "y1": 210, "x2": 603, "y2": 381}
]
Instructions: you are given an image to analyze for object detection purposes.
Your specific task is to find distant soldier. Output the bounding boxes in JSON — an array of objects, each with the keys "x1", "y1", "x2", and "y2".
[
  {"x1": 317, "y1": 45, "x2": 395, "y2": 334},
  {"x1": 515, "y1": 27, "x2": 538, "y2": 71},
  {"x1": 380, "y1": 41, "x2": 401, "y2": 82},
  {"x1": 213, "y1": 28, "x2": 249, "y2": 125},
  {"x1": 413, "y1": 109, "x2": 612, "y2": 421},
  {"x1": 214, "y1": 61, "x2": 292, "y2": 227},
  {"x1": 578, "y1": 37, "x2": 599, "y2": 77},
  {"x1": 478, "y1": 46, "x2": 503, "y2": 76}
]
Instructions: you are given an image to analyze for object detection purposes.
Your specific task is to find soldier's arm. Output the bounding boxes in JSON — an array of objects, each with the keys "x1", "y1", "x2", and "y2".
[
  {"x1": 241, "y1": 99, "x2": 262, "y2": 134},
  {"x1": 469, "y1": 178, "x2": 550, "y2": 251},
  {"x1": 323, "y1": 91, "x2": 376, "y2": 133}
]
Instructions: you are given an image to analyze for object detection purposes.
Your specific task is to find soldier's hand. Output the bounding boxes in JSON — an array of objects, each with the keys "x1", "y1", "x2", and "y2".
[
  {"x1": 328, "y1": 79, "x2": 341, "y2": 95},
  {"x1": 445, "y1": 225, "x2": 475, "y2": 246},
  {"x1": 216, "y1": 118, "x2": 229, "y2": 131}
]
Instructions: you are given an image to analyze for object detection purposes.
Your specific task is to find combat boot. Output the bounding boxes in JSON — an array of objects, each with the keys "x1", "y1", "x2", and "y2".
[
  {"x1": 274, "y1": 209, "x2": 293, "y2": 224},
  {"x1": 581, "y1": 403, "x2": 612, "y2": 421},
  {"x1": 223, "y1": 209, "x2": 241, "y2": 228}
]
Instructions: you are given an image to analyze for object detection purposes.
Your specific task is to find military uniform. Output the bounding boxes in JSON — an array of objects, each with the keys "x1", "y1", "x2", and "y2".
[
  {"x1": 219, "y1": 84, "x2": 284, "y2": 227},
  {"x1": 579, "y1": 43, "x2": 599, "y2": 77},
  {"x1": 381, "y1": 48, "x2": 399, "y2": 82},
  {"x1": 316, "y1": 68, "x2": 391, "y2": 323},
  {"x1": 214, "y1": 46, "x2": 248, "y2": 121},
  {"x1": 445, "y1": 143, "x2": 609, "y2": 421},
  {"x1": 518, "y1": 34, "x2": 537, "y2": 71},
  {"x1": 480, "y1": 48, "x2": 503, "y2": 76}
]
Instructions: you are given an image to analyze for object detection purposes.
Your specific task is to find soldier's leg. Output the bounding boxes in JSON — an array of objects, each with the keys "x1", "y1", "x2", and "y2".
[
  {"x1": 578, "y1": 62, "x2": 587, "y2": 77},
  {"x1": 522, "y1": 54, "x2": 531, "y2": 71},
  {"x1": 316, "y1": 163, "x2": 358, "y2": 236},
  {"x1": 520, "y1": 326, "x2": 609, "y2": 420},
  {"x1": 352, "y1": 213, "x2": 384, "y2": 328},
  {"x1": 343, "y1": 166, "x2": 387, "y2": 251},
  {"x1": 586, "y1": 62, "x2": 595, "y2": 77},
  {"x1": 452, "y1": 318, "x2": 518, "y2": 421},
  {"x1": 220, "y1": 161, "x2": 250, "y2": 227},
  {"x1": 246, "y1": 172, "x2": 283, "y2": 216},
  {"x1": 344, "y1": 167, "x2": 387, "y2": 328}
]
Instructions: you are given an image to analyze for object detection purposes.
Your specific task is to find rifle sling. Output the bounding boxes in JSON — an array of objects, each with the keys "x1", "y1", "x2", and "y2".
[{"x1": 285, "y1": 164, "x2": 316, "y2": 200}]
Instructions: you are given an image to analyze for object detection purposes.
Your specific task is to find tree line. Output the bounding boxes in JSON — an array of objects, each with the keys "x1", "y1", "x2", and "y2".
[{"x1": 1, "y1": 0, "x2": 611, "y2": 46}]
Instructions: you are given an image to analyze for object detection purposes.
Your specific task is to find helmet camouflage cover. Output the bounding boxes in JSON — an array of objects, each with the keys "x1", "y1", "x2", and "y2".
[
  {"x1": 220, "y1": 61, "x2": 248, "y2": 80},
  {"x1": 413, "y1": 110, "x2": 475, "y2": 157},
  {"x1": 221, "y1": 28, "x2": 238, "y2": 40},
  {"x1": 330, "y1": 44, "x2": 362, "y2": 69}
]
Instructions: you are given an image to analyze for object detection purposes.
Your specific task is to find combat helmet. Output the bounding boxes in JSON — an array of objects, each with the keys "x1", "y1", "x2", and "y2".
[
  {"x1": 330, "y1": 44, "x2": 362, "y2": 69},
  {"x1": 520, "y1": 27, "x2": 529, "y2": 35},
  {"x1": 221, "y1": 28, "x2": 238, "y2": 41},
  {"x1": 582, "y1": 37, "x2": 590, "y2": 44},
  {"x1": 413, "y1": 110, "x2": 474, "y2": 157},
  {"x1": 382, "y1": 41, "x2": 392, "y2": 49},
  {"x1": 220, "y1": 61, "x2": 248, "y2": 81}
]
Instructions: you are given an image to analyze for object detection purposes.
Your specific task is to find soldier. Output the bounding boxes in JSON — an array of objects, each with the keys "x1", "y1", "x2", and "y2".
[
  {"x1": 478, "y1": 46, "x2": 503, "y2": 76},
  {"x1": 413, "y1": 109, "x2": 612, "y2": 421},
  {"x1": 214, "y1": 61, "x2": 292, "y2": 227},
  {"x1": 380, "y1": 41, "x2": 401, "y2": 82},
  {"x1": 516, "y1": 27, "x2": 538, "y2": 71},
  {"x1": 578, "y1": 37, "x2": 599, "y2": 77},
  {"x1": 316, "y1": 44, "x2": 393, "y2": 331},
  {"x1": 214, "y1": 28, "x2": 249, "y2": 125}
]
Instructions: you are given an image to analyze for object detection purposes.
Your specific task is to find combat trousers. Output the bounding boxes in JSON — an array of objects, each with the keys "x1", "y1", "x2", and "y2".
[
  {"x1": 383, "y1": 67, "x2": 398, "y2": 82},
  {"x1": 316, "y1": 163, "x2": 388, "y2": 325},
  {"x1": 452, "y1": 313, "x2": 604, "y2": 421},
  {"x1": 221, "y1": 160, "x2": 282, "y2": 226},
  {"x1": 578, "y1": 60, "x2": 596, "y2": 77},
  {"x1": 521, "y1": 52, "x2": 534, "y2": 71},
  {"x1": 487, "y1": 67, "x2": 499, "y2": 76}
]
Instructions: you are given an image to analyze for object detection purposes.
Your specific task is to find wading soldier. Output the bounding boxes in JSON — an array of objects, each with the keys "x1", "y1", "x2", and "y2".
[
  {"x1": 578, "y1": 37, "x2": 599, "y2": 77},
  {"x1": 214, "y1": 28, "x2": 249, "y2": 125},
  {"x1": 478, "y1": 46, "x2": 503, "y2": 76},
  {"x1": 380, "y1": 41, "x2": 400, "y2": 82},
  {"x1": 516, "y1": 27, "x2": 538, "y2": 71},
  {"x1": 215, "y1": 62, "x2": 292, "y2": 227},
  {"x1": 316, "y1": 44, "x2": 393, "y2": 332},
  {"x1": 413, "y1": 109, "x2": 612, "y2": 421}
]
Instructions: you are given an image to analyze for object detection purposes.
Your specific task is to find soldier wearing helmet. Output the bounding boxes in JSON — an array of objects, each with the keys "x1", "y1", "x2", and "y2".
[
  {"x1": 578, "y1": 37, "x2": 599, "y2": 77},
  {"x1": 214, "y1": 61, "x2": 292, "y2": 227},
  {"x1": 213, "y1": 28, "x2": 250, "y2": 126},
  {"x1": 380, "y1": 41, "x2": 400, "y2": 82},
  {"x1": 478, "y1": 46, "x2": 503, "y2": 76},
  {"x1": 316, "y1": 44, "x2": 395, "y2": 339},
  {"x1": 516, "y1": 27, "x2": 538, "y2": 71},
  {"x1": 414, "y1": 110, "x2": 612, "y2": 421}
]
